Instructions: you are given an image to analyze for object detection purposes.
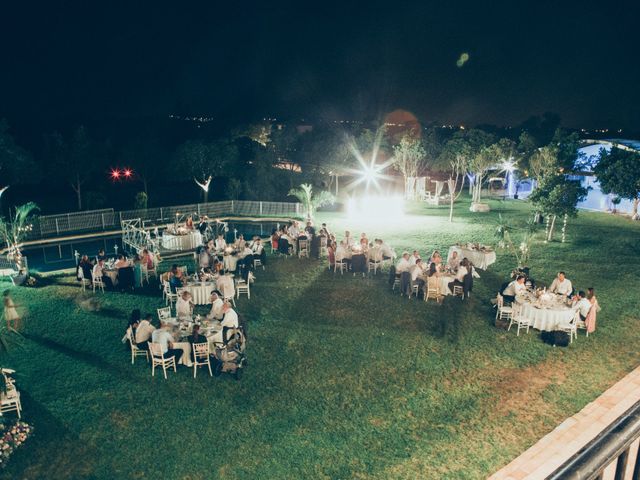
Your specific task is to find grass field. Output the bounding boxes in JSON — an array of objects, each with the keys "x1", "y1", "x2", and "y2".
[{"x1": 1, "y1": 198, "x2": 639, "y2": 479}]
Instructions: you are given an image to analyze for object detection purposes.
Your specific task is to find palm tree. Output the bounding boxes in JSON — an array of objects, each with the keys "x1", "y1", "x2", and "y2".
[
  {"x1": 288, "y1": 184, "x2": 335, "y2": 220},
  {"x1": 0, "y1": 202, "x2": 39, "y2": 268}
]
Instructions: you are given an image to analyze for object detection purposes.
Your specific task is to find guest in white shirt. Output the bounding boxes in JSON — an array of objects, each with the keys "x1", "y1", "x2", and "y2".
[
  {"x1": 151, "y1": 321, "x2": 183, "y2": 362},
  {"x1": 335, "y1": 240, "x2": 351, "y2": 264},
  {"x1": 288, "y1": 222, "x2": 300, "y2": 239},
  {"x1": 396, "y1": 252, "x2": 412, "y2": 296},
  {"x1": 92, "y1": 259, "x2": 113, "y2": 288},
  {"x1": 198, "y1": 246, "x2": 211, "y2": 269},
  {"x1": 344, "y1": 231, "x2": 355, "y2": 248},
  {"x1": 214, "y1": 234, "x2": 227, "y2": 252},
  {"x1": 410, "y1": 258, "x2": 426, "y2": 293},
  {"x1": 396, "y1": 252, "x2": 412, "y2": 274},
  {"x1": 378, "y1": 239, "x2": 396, "y2": 261},
  {"x1": 211, "y1": 302, "x2": 240, "y2": 345},
  {"x1": 572, "y1": 290, "x2": 592, "y2": 321},
  {"x1": 176, "y1": 290, "x2": 193, "y2": 319},
  {"x1": 502, "y1": 275, "x2": 526, "y2": 303},
  {"x1": 207, "y1": 291, "x2": 224, "y2": 320},
  {"x1": 447, "y1": 251, "x2": 460, "y2": 271},
  {"x1": 409, "y1": 250, "x2": 421, "y2": 266},
  {"x1": 235, "y1": 234, "x2": 246, "y2": 251},
  {"x1": 549, "y1": 272, "x2": 573, "y2": 297},
  {"x1": 448, "y1": 258, "x2": 469, "y2": 294}
]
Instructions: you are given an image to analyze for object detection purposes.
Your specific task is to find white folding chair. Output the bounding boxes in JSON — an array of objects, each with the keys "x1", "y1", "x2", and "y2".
[
  {"x1": 298, "y1": 240, "x2": 309, "y2": 258},
  {"x1": 368, "y1": 260, "x2": 381, "y2": 275},
  {"x1": 157, "y1": 307, "x2": 172, "y2": 321},
  {"x1": 163, "y1": 282, "x2": 178, "y2": 306},
  {"x1": 334, "y1": 260, "x2": 347, "y2": 274},
  {"x1": 236, "y1": 279, "x2": 250, "y2": 299},
  {"x1": 559, "y1": 313, "x2": 579, "y2": 343},
  {"x1": 320, "y1": 236, "x2": 328, "y2": 256},
  {"x1": 392, "y1": 274, "x2": 400, "y2": 291},
  {"x1": 452, "y1": 285, "x2": 464, "y2": 300},
  {"x1": 92, "y1": 276, "x2": 105, "y2": 293},
  {"x1": 149, "y1": 342, "x2": 177, "y2": 379},
  {"x1": 507, "y1": 305, "x2": 532, "y2": 336},
  {"x1": 78, "y1": 268, "x2": 91, "y2": 291},
  {"x1": 192, "y1": 342, "x2": 213, "y2": 378},
  {"x1": 411, "y1": 283, "x2": 420, "y2": 298},
  {"x1": 495, "y1": 294, "x2": 514, "y2": 322},
  {"x1": 424, "y1": 275, "x2": 440, "y2": 303},
  {"x1": 253, "y1": 258, "x2": 265, "y2": 270},
  {"x1": 127, "y1": 330, "x2": 149, "y2": 365},
  {"x1": 0, "y1": 371, "x2": 21, "y2": 418}
]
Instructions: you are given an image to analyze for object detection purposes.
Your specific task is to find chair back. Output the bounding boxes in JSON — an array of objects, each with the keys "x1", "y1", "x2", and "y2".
[
  {"x1": 148, "y1": 342, "x2": 163, "y2": 359},
  {"x1": 192, "y1": 342, "x2": 210, "y2": 360},
  {"x1": 157, "y1": 307, "x2": 172, "y2": 320},
  {"x1": 496, "y1": 294, "x2": 504, "y2": 308}
]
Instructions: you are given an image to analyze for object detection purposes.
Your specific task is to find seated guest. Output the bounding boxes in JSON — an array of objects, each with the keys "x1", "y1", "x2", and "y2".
[
  {"x1": 396, "y1": 252, "x2": 412, "y2": 296},
  {"x1": 344, "y1": 231, "x2": 355, "y2": 248},
  {"x1": 141, "y1": 249, "x2": 155, "y2": 270},
  {"x1": 319, "y1": 223, "x2": 330, "y2": 237},
  {"x1": 207, "y1": 290, "x2": 224, "y2": 320},
  {"x1": 115, "y1": 254, "x2": 130, "y2": 269},
  {"x1": 92, "y1": 259, "x2": 113, "y2": 288},
  {"x1": 133, "y1": 255, "x2": 143, "y2": 288},
  {"x1": 185, "y1": 215, "x2": 194, "y2": 230},
  {"x1": 211, "y1": 301, "x2": 239, "y2": 345},
  {"x1": 176, "y1": 290, "x2": 194, "y2": 319},
  {"x1": 151, "y1": 320, "x2": 183, "y2": 363},
  {"x1": 335, "y1": 240, "x2": 351, "y2": 267},
  {"x1": 360, "y1": 233, "x2": 369, "y2": 247},
  {"x1": 305, "y1": 221, "x2": 316, "y2": 236},
  {"x1": 409, "y1": 250, "x2": 421, "y2": 266},
  {"x1": 169, "y1": 264, "x2": 184, "y2": 292},
  {"x1": 123, "y1": 311, "x2": 155, "y2": 350},
  {"x1": 427, "y1": 261, "x2": 439, "y2": 277},
  {"x1": 235, "y1": 234, "x2": 246, "y2": 251},
  {"x1": 367, "y1": 242, "x2": 383, "y2": 264},
  {"x1": 502, "y1": 275, "x2": 526, "y2": 303},
  {"x1": 216, "y1": 272, "x2": 235, "y2": 300},
  {"x1": 572, "y1": 290, "x2": 592, "y2": 321},
  {"x1": 270, "y1": 228, "x2": 280, "y2": 251},
  {"x1": 429, "y1": 250, "x2": 442, "y2": 264},
  {"x1": 253, "y1": 238, "x2": 266, "y2": 265},
  {"x1": 214, "y1": 234, "x2": 227, "y2": 252},
  {"x1": 410, "y1": 258, "x2": 426, "y2": 293},
  {"x1": 378, "y1": 239, "x2": 396, "y2": 261},
  {"x1": 447, "y1": 251, "x2": 460, "y2": 271},
  {"x1": 97, "y1": 249, "x2": 107, "y2": 262},
  {"x1": 197, "y1": 216, "x2": 209, "y2": 235},
  {"x1": 188, "y1": 324, "x2": 208, "y2": 345},
  {"x1": 77, "y1": 255, "x2": 93, "y2": 281},
  {"x1": 448, "y1": 258, "x2": 469, "y2": 294},
  {"x1": 198, "y1": 246, "x2": 211, "y2": 270},
  {"x1": 278, "y1": 229, "x2": 291, "y2": 255},
  {"x1": 289, "y1": 221, "x2": 300, "y2": 239},
  {"x1": 550, "y1": 271, "x2": 573, "y2": 297}
]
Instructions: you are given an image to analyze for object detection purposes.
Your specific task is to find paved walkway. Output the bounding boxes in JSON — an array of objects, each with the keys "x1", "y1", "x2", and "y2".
[{"x1": 490, "y1": 365, "x2": 640, "y2": 479}]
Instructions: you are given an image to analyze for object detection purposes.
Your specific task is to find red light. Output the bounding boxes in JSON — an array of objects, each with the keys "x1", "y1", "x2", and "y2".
[
  {"x1": 123, "y1": 168, "x2": 132, "y2": 178},
  {"x1": 110, "y1": 169, "x2": 121, "y2": 179}
]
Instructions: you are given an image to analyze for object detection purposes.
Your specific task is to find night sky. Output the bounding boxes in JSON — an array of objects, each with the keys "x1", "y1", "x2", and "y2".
[{"x1": 1, "y1": 1, "x2": 638, "y2": 130}]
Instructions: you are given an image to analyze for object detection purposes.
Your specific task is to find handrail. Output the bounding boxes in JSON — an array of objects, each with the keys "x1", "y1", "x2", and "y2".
[{"x1": 546, "y1": 400, "x2": 640, "y2": 479}]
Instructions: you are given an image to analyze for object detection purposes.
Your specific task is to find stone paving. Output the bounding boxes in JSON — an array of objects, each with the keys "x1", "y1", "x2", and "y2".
[{"x1": 489, "y1": 366, "x2": 640, "y2": 479}]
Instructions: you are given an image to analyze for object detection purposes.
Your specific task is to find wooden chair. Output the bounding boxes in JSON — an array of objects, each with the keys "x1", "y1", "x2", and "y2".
[
  {"x1": 127, "y1": 330, "x2": 149, "y2": 365},
  {"x1": 192, "y1": 342, "x2": 213, "y2": 378},
  {"x1": 424, "y1": 275, "x2": 440, "y2": 303},
  {"x1": 149, "y1": 342, "x2": 177, "y2": 379},
  {"x1": 298, "y1": 239, "x2": 309, "y2": 258}
]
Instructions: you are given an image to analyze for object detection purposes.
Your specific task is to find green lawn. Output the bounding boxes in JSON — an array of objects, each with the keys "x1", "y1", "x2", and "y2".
[{"x1": 2, "y1": 199, "x2": 639, "y2": 479}]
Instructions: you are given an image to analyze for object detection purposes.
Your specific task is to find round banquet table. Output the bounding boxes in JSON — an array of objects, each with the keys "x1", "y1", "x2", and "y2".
[
  {"x1": 447, "y1": 246, "x2": 496, "y2": 270},
  {"x1": 162, "y1": 231, "x2": 203, "y2": 251},
  {"x1": 518, "y1": 302, "x2": 575, "y2": 331},
  {"x1": 438, "y1": 275, "x2": 454, "y2": 295},
  {"x1": 180, "y1": 282, "x2": 217, "y2": 305}
]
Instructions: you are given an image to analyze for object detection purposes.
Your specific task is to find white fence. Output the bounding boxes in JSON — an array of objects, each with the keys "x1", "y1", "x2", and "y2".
[{"x1": 30, "y1": 201, "x2": 301, "y2": 240}]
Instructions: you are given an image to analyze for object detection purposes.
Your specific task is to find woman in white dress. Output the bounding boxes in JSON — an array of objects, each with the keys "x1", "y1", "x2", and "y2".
[{"x1": 3, "y1": 290, "x2": 20, "y2": 330}]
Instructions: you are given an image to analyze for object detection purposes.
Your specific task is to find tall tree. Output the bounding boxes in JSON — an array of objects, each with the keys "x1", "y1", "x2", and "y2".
[
  {"x1": 393, "y1": 134, "x2": 426, "y2": 198},
  {"x1": 594, "y1": 146, "x2": 640, "y2": 220},
  {"x1": 464, "y1": 129, "x2": 496, "y2": 206},
  {"x1": 288, "y1": 183, "x2": 335, "y2": 220}
]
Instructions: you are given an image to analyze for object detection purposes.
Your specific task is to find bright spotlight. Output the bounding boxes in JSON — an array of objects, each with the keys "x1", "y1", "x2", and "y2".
[
  {"x1": 123, "y1": 168, "x2": 132, "y2": 178},
  {"x1": 347, "y1": 194, "x2": 405, "y2": 224},
  {"x1": 502, "y1": 161, "x2": 516, "y2": 173},
  {"x1": 110, "y1": 168, "x2": 121, "y2": 179}
]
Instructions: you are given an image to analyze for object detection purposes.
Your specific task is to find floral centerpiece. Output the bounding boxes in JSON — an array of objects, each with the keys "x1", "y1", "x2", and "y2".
[{"x1": 0, "y1": 422, "x2": 33, "y2": 467}]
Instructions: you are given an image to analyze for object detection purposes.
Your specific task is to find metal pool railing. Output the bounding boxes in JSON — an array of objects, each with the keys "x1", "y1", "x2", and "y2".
[{"x1": 28, "y1": 201, "x2": 302, "y2": 240}]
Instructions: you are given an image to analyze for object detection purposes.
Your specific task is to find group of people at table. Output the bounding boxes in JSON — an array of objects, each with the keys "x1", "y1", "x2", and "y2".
[
  {"x1": 500, "y1": 270, "x2": 600, "y2": 333},
  {"x1": 122, "y1": 288, "x2": 241, "y2": 367},
  {"x1": 77, "y1": 248, "x2": 156, "y2": 290}
]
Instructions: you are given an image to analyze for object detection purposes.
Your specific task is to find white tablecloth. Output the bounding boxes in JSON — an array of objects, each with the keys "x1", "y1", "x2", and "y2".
[
  {"x1": 223, "y1": 255, "x2": 238, "y2": 272},
  {"x1": 518, "y1": 302, "x2": 575, "y2": 331},
  {"x1": 438, "y1": 275, "x2": 454, "y2": 295},
  {"x1": 162, "y1": 231, "x2": 202, "y2": 251},
  {"x1": 447, "y1": 246, "x2": 496, "y2": 270},
  {"x1": 180, "y1": 282, "x2": 217, "y2": 305}
]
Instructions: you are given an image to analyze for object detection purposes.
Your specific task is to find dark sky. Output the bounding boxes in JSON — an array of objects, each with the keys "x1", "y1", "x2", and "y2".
[{"x1": 1, "y1": 1, "x2": 638, "y2": 130}]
